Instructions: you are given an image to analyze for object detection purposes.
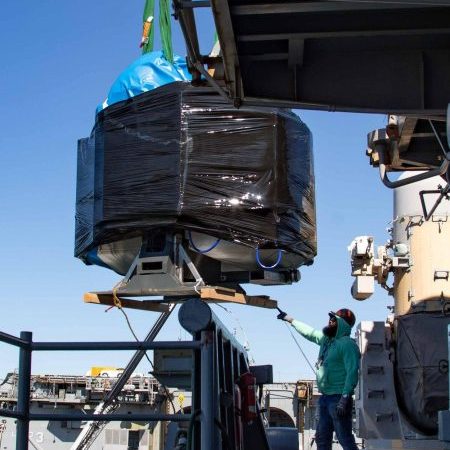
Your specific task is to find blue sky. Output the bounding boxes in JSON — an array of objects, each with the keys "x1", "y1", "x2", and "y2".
[{"x1": 0, "y1": 1, "x2": 393, "y2": 381}]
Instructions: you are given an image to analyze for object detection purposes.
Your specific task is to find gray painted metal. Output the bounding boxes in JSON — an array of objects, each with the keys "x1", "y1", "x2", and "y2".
[
  {"x1": 179, "y1": 298, "x2": 247, "y2": 354},
  {"x1": 200, "y1": 330, "x2": 218, "y2": 449},
  {"x1": 153, "y1": 348, "x2": 193, "y2": 389},
  {"x1": 105, "y1": 306, "x2": 175, "y2": 402},
  {"x1": 355, "y1": 321, "x2": 402, "y2": 439},
  {"x1": 16, "y1": 332, "x2": 32, "y2": 450},
  {"x1": 28, "y1": 413, "x2": 192, "y2": 422},
  {"x1": 72, "y1": 305, "x2": 175, "y2": 450},
  {"x1": 177, "y1": 0, "x2": 450, "y2": 115},
  {"x1": 265, "y1": 427, "x2": 299, "y2": 450},
  {"x1": 0, "y1": 300, "x2": 273, "y2": 450},
  {"x1": 0, "y1": 331, "x2": 28, "y2": 348},
  {"x1": 31, "y1": 341, "x2": 200, "y2": 351},
  {"x1": 179, "y1": 298, "x2": 213, "y2": 333},
  {"x1": 0, "y1": 406, "x2": 192, "y2": 424},
  {"x1": 438, "y1": 324, "x2": 450, "y2": 442}
]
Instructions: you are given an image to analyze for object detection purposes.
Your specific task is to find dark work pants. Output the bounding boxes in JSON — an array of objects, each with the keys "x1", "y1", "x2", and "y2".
[{"x1": 315, "y1": 394, "x2": 358, "y2": 450}]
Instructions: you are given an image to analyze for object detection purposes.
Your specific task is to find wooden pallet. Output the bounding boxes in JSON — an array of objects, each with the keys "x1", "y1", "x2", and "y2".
[
  {"x1": 84, "y1": 287, "x2": 277, "y2": 312},
  {"x1": 200, "y1": 287, "x2": 277, "y2": 309},
  {"x1": 83, "y1": 292, "x2": 170, "y2": 313}
]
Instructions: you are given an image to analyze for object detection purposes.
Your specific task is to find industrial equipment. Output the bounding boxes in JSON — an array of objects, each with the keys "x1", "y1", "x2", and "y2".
[
  {"x1": 0, "y1": 300, "x2": 300, "y2": 450},
  {"x1": 76, "y1": 81, "x2": 316, "y2": 296},
  {"x1": 175, "y1": 0, "x2": 450, "y2": 115},
  {"x1": 349, "y1": 118, "x2": 450, "y2": 448}
]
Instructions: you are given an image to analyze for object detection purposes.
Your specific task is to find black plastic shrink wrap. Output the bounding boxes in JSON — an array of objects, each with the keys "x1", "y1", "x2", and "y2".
[{"x1": 75, "y1": 82, "x2": 316, "y2": 264}]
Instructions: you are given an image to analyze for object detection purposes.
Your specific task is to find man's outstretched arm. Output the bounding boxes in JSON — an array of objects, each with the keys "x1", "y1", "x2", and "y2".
[{"x1": 277, "y1": 310, "x2": 324, "y2": 345}]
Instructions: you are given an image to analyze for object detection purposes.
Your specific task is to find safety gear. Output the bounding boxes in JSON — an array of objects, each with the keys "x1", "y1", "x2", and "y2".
[
  {"x1": 329, "y1": 309, "x2": 356, "y2": 328},
  {"x1": 277, "y1": 311, "x2": 293, "y2": 322},
  {"x1": 291, "y1": 315, "x2": 360, "y2": 395},
  {"x1": 336, "y1": 394, "x2": 351, "y2": 417},
  {"x1": 237, "y1": 372, "x2": 257, "y2": 424}
]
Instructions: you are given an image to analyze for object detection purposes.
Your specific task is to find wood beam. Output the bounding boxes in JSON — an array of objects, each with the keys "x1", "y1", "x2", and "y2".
[
  {"x1": 200, "y1": 287, "x2": 278, "y2": 309},
  {"x1": 84, "y1": 292, "x2": 170, "y2": 313}
]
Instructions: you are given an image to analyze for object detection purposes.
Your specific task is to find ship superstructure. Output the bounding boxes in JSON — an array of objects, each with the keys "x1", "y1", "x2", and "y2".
[{"x1": 0, "y1": 372, "x2": 345, "y2": 450}]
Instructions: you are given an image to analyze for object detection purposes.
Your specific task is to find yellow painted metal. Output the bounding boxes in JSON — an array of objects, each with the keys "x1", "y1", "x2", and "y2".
[{"x1": 394, "y1": 218, "x2": 450, "y2": 316}]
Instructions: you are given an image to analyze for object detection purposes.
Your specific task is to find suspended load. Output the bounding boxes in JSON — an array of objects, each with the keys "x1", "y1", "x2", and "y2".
[{"x1": 75, "y1": 57, "x2": 316, "y2": 290}]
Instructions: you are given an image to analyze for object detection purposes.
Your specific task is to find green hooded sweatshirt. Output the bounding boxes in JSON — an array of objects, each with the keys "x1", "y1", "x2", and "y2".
[{"x1": 291, "y1": 316, "x2": 360, "y2": 395}]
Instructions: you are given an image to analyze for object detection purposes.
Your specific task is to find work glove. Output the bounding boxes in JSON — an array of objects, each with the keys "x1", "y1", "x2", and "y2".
[
  {"x1": 336, "y1": 394, "x2": 351, "y2": 417},
  {"x1": 276, "y1": 309, "x2": 293, "y2": 323}
]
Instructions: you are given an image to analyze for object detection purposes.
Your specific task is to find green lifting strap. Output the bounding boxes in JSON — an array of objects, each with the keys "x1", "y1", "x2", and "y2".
[
  {"x1": 142, "y1": 0, "x2": 155, "y2": 54},
  {"x1": 159, "y1": 0, "x2": 174, "y2": 63},
  {"x1": 141, "y1": 0, "x2": 173, "y2": 63}
]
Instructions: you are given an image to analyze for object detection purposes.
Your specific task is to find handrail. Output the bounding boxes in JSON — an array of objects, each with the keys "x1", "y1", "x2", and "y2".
[
  {"x1": 0, "y1": 408, "x2": 193, "y2": 423},
  {"x1": 0, "y1": 331, "x2": 30, "y2": 348},
  {"x1": 31, "y1": 340, "x2": 200, "y2": 351}
]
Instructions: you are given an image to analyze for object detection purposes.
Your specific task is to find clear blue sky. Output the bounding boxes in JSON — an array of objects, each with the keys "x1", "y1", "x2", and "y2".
[{"x1": 0, "y1": 1, "x2": 392, "y2": 381}]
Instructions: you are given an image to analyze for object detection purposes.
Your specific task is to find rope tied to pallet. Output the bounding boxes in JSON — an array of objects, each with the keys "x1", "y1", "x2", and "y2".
[{"x1": 112, "y1": 283, "x2": 123, "y2": 310}]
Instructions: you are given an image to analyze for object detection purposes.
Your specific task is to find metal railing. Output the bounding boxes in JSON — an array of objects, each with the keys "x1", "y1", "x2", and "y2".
[
  {"x1": 0, "y1": 330, "x2": 197, "y2": 450},
  {"x1": 0, "y1": 298, "x2": 272, "y2": 450}
]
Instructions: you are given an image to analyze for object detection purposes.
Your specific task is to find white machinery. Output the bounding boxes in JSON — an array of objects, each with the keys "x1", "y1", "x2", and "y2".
[{"x1": 349, "y1": 125, "x2": 450, "y2": 448}]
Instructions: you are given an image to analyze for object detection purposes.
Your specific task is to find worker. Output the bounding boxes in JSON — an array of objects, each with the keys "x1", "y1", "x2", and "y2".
[{"x1": 277, "y1": 308, "x2": 360, "y2": 450}]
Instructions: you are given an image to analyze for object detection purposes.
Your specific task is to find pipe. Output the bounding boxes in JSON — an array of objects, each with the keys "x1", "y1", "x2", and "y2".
[
  {"x1": 200, "y1": 330, "x2": 217, "y2": 449},
  {"x1": 179, "y1": 299, "x2": 247, "y2": 354},
  {"x1": 376, "y1": 142, "x2": 449, "y2": 189},
  {"x1": 29, "y1": 412, "x2": 192, "y2": 422},
  {"x1": 31, "y1": 340, "x2": 200, "y2": 351},
  {"x1": 0, "y1": 331, "x2": 30, "y2": 348}
]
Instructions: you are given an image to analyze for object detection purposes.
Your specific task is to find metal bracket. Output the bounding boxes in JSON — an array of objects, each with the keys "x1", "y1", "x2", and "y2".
[
  {"x1": 419, "y1": 185, "x2": 450, "y2": 221},
  {"x1": 378, "y1": 146, "x2": 449, "y2": 189},
  {"x1": 180, "y1": 1, "x2": 210, "y2": 8}
]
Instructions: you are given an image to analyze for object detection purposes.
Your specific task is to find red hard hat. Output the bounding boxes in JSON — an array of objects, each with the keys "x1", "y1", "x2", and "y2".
[{"x1": 329, "y1": 309, "x2": 356, "y2": 327}]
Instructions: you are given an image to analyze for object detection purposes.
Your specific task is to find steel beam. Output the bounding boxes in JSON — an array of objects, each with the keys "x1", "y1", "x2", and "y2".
[
  {"x1": 29, "y1": 413, "x2": 193, "y2": 422},
  {"x1": 210, "y1": 0, "x2": 243, "y2": 105},
  {"x1": 16, "y1": 332, "x2": 32, "y2": 450},
  {"x1": 238, "y1": 27, "x2": 450, "y2": 42},
  {"x1": 328, "y1": 0, "x2": 450, "y2": 4},
  {"x1": 200, "y1": 330, "x2": 218, "y2": 449},
  {"x1": 232, "y1": 1, "x2": 430, "y2": 15},
  {"x1": 0, "y1": 331, "x2": 29, "y2": 348},
  {"x1": 71, "y1": 306, "x2": 175, "y2": 450},
  {"x1": 179, "y1": 298, "x2": 246, "y2": 354},
  {"x1": 105, "y1": 306, "x2": 175, "y2": 402},
  {"x1": 205, "y1": 0, "x2": 450, "y2": 114},
  {"x1": 31, "y1": 340, "x2": 200, "y2": 351}
]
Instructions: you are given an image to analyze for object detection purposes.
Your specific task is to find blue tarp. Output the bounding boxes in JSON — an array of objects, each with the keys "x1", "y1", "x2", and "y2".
[{"x1": 97, "y1": 51, "x2": 191, "y2": 112}]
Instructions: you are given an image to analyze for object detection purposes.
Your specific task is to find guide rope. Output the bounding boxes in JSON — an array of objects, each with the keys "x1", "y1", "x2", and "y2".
[
  {"x1": 214, "y1": 303, "x2": 255, "y2": 364},
  {"x1": 109, "y1": 280, "x2": 177, "y2": 413},
  {"x1": 282, "y1": 322, "x2": 317, "y2": 375}
]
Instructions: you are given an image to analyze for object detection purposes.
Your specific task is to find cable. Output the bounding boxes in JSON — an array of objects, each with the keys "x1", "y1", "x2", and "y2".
[
  {"x1": 255, "y1": 248, "x2": 282, "y2": 270},
  {"x1": 214, "y1": 304, "x2": 255, "y2": 363},
  {"x1": 118, "y1": 307, "x2": 178, "y2": 414},
  {"x1": 188, "y1": 230, "x2": 221, "y2": 254},
  {"x1": 283, "y1": 322, "x2": 317, "y2": 375}
]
